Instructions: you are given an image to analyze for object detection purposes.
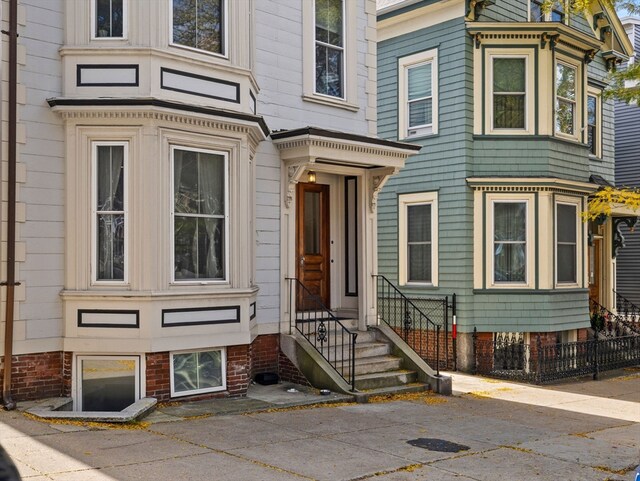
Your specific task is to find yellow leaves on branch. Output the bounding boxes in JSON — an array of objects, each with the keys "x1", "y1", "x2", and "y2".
[{"x1": 583, "y1": 187, "x2": 640, "y2": 221}]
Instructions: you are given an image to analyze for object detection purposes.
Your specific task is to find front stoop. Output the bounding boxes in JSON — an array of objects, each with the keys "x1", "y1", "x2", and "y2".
[{"x1": 280, "y1": 321, "x2": 451, "y2": 402}]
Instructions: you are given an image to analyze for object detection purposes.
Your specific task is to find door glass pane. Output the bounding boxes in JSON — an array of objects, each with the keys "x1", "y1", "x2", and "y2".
[
  {"x1": 81, "y1": 358, "x2": 136, "y2": 411},
  {"x1": 304, "y1": 191, "x2": 321, "y2": 255}
]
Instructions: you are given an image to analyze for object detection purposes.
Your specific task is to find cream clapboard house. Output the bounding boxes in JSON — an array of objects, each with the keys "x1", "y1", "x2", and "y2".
[{"x1": 0, "y1": 0, "x2": 426, "y2": 410}]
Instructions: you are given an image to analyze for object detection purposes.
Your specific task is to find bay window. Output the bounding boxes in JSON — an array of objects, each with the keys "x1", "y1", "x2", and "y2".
[
  {"x1": 172, "y1": 0, "x2": 225, "y2": 55},
  {"x1": 172, "y1": 147, "x2": 228, "y2": 282}
]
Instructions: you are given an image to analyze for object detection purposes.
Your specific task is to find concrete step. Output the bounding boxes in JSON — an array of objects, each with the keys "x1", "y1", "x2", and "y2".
[
  {"x1": 354, "y1": 383, "x2": 430, "y2": 402},
  {"x1": 354, "y1": 370, "x2": 418, "y2": 390},
  {"x1": 339, "y1": 355, "x2": 402, "y2": 376},
  {"x1": 318, "y1": 341, "x2": 392, "y2": 361}
]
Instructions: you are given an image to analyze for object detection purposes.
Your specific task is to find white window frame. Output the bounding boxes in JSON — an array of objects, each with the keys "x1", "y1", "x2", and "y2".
[
  {"x1": 586, "y1": 86, "x2": 602, "y2": 158},
  {"x1": 170, "y1": 145, "x2": 230, "y2": 284},
  {"x1": 170, "y1": 348, "x2": 227, "y2": 397},
  {"x1": 398, "y1": 192, "x2": 438, "y2": 287},
  {"x1": 486, "y1": 49, "x2": 535, "y2": 135},
  {"x1": 91, "y1": 0, "x2": 128, "y2": 40},
  {"x1": 398, "y1": 49, "x2": 438, "y2": 139},
  {"x1": 555, "y1": 196, "x2": 582, "y2": 288},
  {"x1": 91, "y1": 141, "x2": 129, "y2": 285},
  {"x1": 554, "y1": 60, "x2": 579, "y2": 140},
  {"x1": 313, "y1": 0, "x2": 346, "y2": 100},
  {"x1": 76, "y1": 355, "x2": 141, "y2": 411},
  {"x1": 528, "y1": 0, "x2": 569, "y2": 24},
  {"x1": 169, "y1": 0, "x2": 229, "y2": 58},
  {"x1": 486, "y1": 193, "x2": 535, "y2": 289}
]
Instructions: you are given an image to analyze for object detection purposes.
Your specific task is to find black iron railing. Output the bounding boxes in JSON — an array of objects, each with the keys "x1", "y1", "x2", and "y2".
[
  {"x1": 614, "y1": 290, "x2": 640, "y2": 326},
  {"x1": 473, "y1": 329, "x2": 640, "y2": 384},
  {"x1": 373, "y1": 275, "x2": 444, "y2": 374},
  {"x1": 590, "y1": 298, "x2": 640, "y2": 336},
  {"x1": 286, "y1": 278, "x2": 357, "y2": 391}
]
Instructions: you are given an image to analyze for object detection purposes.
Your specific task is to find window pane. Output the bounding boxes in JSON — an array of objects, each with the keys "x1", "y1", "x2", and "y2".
[
  {"x1": 557, "y1": 204, "x2": 577, "y2": 243},
  {"x1": 174, "y1": 216, "x2": 225, "y2": 280},
  {"x1": 493, "y1": 58, "x2": 525, "y2": 93},
  {"x1": 556, "y1": 99, "x2": 574, "y2": 134},
  {"x1": 493, "y1": 94, "x2": 525, "y2": 129},
  {"x1": 174, "y1": 150, "x2": 224, "y2": 215},
  {"x1": 408, "y1": 63, "x2": 432, "y2": 100},
  {"x1": 557, "y1": 244, "x2": 576, "y2": 282},
  {"x1": 97, "y1": 145, "x2": 124, "y2": 212},
  {"x1": 315, "y1": 0, "x2": 343, "y2": 47},
  {"x1": 556, "y1": 64, "x2": 575, "y2": 100},
  {"x1": 96, "y1": 0, "x2": 123, "y2": 37},
  {"x1": 494, "y1": 203, "x2": 526, "y2": 242},
  {"x1": 407, "y1": 204, "x2": 431, "y2": 243},
  {"x1": 173, "y1": 0, "x2": 223, "y2": 54},
  {"x1": 173, "y1": 351, "x2": 223, "y2": 394},
  {"x1": 494, "y1": 243, "x2": 526, "y2": 282},
  {"x1": 587, "y1": 95, "x2": 597, "y2": 154},
  {"x1": 587, "y1": 96, "x2": 596, "y2": 124},
  {"x1": 409, "y1": 243, "x2": 432, "y2": 283},
  {"x1": 409, "y1": 98, "x2": 433, "y2": 128},
  {"x1": 304, "y1": 191, "x2": 321, "y2": 255},
  {"x1": 315, "y1": 44, "x2": 343, "y2": 97},
  {"x1": 82, "y1": 359, "x2": 135, "y2": 412},
  {"x1": 530, "y1": 1, "x2": 544, "y2": 21},
  {"x1": 97, "y1": 213, "x2": 125, "y2": 280}
]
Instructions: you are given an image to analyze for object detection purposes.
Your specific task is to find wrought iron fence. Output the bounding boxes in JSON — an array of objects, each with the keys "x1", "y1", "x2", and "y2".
[
  {"x1": 473, "y1": 329, "x2": 640, "y2": 384},
  {"x1": 590, "y1": 298, "x2": 640, "y2": 336},
  {"x1": 374, "y1": 275, "x2": 451, "y2": 372},
  {"x1": 286, "y1": 278, "x2": 357, "y2": 391},
  {"x1": 614, "y1": 290, "x2": 640, "y2": 327}
]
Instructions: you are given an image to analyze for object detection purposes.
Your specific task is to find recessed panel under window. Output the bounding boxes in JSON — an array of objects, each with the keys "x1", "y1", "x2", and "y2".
[
  {"x1": 172, "y1": 350, "x2": 225, "y2": 396},
  {"x1": 80, "y1": 357, "x2": 138, "y2": 411}
]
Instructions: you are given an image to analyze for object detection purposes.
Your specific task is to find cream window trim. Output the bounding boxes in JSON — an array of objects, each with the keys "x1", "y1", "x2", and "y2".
[
  {"x1": 586, "y1": 86, "x2": 602, "y2": 159},
  {"x1": 554, "y1": 196, "x2": 583, "y2": 288},
  {"x1": 170, "y1": 145, "x2": 230, "y2": 285},
  {"x1": 302, "y1": 0, "x2": 357, "y2": 108},
  {"x1": 554, "y1": 55, "x2": 583, "y2": 142},
  {"x1": 486, "y1": 193, "x2": 536, "y2": 289},
  {"x1": 169, "y1": 0, "x2": 229, "y2": 59},
  {"x1": 91, "y1": 0, "x2": 128, "y2": 40},
  {"x1": 76, "y1": 355, "x2": 141, "y2": 411},
  {"x1": 398, "y1": 191, "x2": 439, "y2": 287},
  {"x1": 398, "y1": 49, "x2": 438, "y2": 140},
  {"x1": 91, "y1": 141, "x2": 129, "y2": 286},
  {"x1": 169, "y1": 348, "x2": 227, "y2": 397},
  {"x1": 485, "y1": 49, "x2": 536, "y2": 135}
]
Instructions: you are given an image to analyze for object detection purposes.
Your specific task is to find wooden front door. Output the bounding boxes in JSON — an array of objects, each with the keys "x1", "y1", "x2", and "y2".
[{"x1": 296, "y1": 182, "x2": 330, "y2": 310}]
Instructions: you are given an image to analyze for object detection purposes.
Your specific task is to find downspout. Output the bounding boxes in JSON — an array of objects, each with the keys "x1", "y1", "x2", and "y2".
[{"x1": 2, "y1": 0, "x2": 19, "y2": 410}]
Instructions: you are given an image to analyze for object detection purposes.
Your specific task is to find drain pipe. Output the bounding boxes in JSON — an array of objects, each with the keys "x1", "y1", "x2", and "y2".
[{"x1": 2, "y1": 0, "x2": 19, "y2": 411}]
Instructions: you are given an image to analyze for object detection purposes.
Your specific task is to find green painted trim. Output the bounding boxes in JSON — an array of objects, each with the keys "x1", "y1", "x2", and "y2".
[
  {"x1": 481, "y1": 45, "x2": 485, "y2": 136},
  {"x1": 377, "y1": 0, "x2": 441, "y2": 21},
  {"x1": 552, "y1": 192, "x2": 557, "y2": 287},
  {"x1": 482, "y1": 190, "x2": 487, "y2": 290},
  {"x1": 554, "y1": 47, "x2": 585, "y2": 63},
  {"x1": 472, "y1": 288, "x2": 589, "y2": 294},
  {"x1": 472, "y1": 134, "x2": 590, "y2": 149},
  {"x1": 587, "y1": 77, "x2": 608, "y2": 89},
  {"x1": 535, "y1": 192, "x2": 539, "y2": 290},
  {"x1": 582, "y1": 196, "x2": 587, "y2": 288},
  {"x1": 535, "y1": 47, "x2": 539, "y2": 135}
]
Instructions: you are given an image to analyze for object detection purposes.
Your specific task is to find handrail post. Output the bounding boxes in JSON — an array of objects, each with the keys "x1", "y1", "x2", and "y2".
[
  {"x1": 593, "y1": 329, "x2": 599, "y2": 380},
  {"x1": 351, "y1": 332, "x2": 357, "y2": 391},
  {"x1": 436, "y1": 325, "x2": 440, "y2": 377},
  {"x1": 472, "y1": 327, "x2": 477, "y2": 375}
]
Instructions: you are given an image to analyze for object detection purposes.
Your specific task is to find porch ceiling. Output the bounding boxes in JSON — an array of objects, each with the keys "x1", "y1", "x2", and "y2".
[{"x1": 271, "y1": 126, "x2": 421, "y2": 170}]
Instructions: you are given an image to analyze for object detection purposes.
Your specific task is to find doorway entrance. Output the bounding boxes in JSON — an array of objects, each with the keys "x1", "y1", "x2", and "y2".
[{"x1": 296, "y1": 182, "x2": 330, "y2": 310}]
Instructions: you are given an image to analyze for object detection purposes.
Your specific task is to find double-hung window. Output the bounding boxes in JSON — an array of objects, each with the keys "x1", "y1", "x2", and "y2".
[
  {"x1": 493, "y1": 201, "x2": 527, "y2": 284},
  {"x1": 492, "y1": 57, "x2": 526, "y2": 130},
  {"x1": 172, "y1": 0, "x2": 225, "y2": 55},
  {"x1": 556, "y1": 202, "x2": 578, "y2": 285},
  {"x1": 555, "y1": 62, "x2": 577, "y2": 136},
  {"x1": 586, "y1": 87, "x2": 601, "y2": 157},
  {"x1": 94, "y1": 143, "x2": 127, "y2": 283},
  {"x1": 399, "y1": 49, "x2": 438, "y2": 139},
  {"x1": 398, "y1": 192, "x2": 438, "y2": 286},
  {"x1": 315, "y1": 0, "x2": 344, "y2": 98},
  {"x1": 94, "y1": 0, "x2": 125, "y2": 38},
  {"x1": 530, "y1": 0, "x2": 566, "y2": 22},
  {"x1": 172, "y1": 147, "x2": 228, "y2": 282}
]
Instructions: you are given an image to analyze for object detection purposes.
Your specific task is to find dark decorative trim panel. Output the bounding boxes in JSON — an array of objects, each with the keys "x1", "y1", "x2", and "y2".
[
  {"x1": 161, "y1": 67, "x2": 240, "y2": 103},
  {"x1": 162, "y1": 306, "x2": 241, "y2": 327},
  {"x1": 249, "y1": 302, "x2": 257, "y2": 320},
  {"x1": 77, "y1": 64, "x2": 139, "y2": 87},
  {"x1": 77, "y1": 309, "x2": 140, "y2": 328}
]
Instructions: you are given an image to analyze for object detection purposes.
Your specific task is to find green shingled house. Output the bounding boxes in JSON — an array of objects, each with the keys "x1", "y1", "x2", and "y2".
[{"x1": 375, "y1": 0, "x2": 635, "y2": 370}]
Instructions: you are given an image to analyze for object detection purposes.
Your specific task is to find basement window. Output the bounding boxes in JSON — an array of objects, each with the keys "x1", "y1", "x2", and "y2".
[
  {"x1": 78, "y1": 356, "x2": 140, "y2": 411},
  {"x1": 170, "y1": 349, "x2": 226, "y2": 397}
]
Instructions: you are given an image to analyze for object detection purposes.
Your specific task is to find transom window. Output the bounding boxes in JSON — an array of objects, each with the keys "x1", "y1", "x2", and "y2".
[
  {"x1": 493, "y1": 202, "x2": 527, "y2": 283},
  {"x1": 556, "y1": 203, "x2": 577, "y2": 284},
  {"x1": 398, "y1": 192, "x2": 438, "y2": 286},
  {"x1": 555, "y1": 62, "x2": 577, "y2": 136},
  {"x1": 95, "y1": 0, "x2": 125, "y2": 38},
  {"x1": 492, "y1": 57, "x2": 526, "y2": 130},
  {"x1": 172, "y1": 147, "x2": 227, "y2": 282},
  {"x1": 172, "y1": 0, "x2": 224, "y2": 55},
  {"x1": 315, "y1": 0, "x2": 344, "y2": 98},
  {"x1": 171, "y1": 349, "x2": 226, "y2": 396},
  {"x1": 94, "y1": 143, "x2": 126, "y2": 282}
]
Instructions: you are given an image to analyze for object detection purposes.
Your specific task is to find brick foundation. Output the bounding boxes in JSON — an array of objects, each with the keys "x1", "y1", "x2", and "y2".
[
  {"x1": 0, "y1": 351, "x2": 64, "y2": 401},
  {"x1": 392, "y1": 327, "x2": 455, "y2": 370}
]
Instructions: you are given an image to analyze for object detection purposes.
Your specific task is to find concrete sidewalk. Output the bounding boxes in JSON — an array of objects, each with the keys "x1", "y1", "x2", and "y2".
[{"x1": 0, "y1": 369, "x2": 638, "y2": 481}]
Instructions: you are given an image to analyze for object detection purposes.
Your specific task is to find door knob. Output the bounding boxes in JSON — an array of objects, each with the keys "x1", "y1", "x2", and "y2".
[{"x1": 300, "y1": 256, "x2": 305, "y2": 266}]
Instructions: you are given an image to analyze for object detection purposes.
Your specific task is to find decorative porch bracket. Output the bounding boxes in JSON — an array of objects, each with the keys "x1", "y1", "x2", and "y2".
[
  {"x1": 369, "y1": 167, "x2": 399, "y2": 213},
  {"x1": 612, "y1": 216, "x2": 639, "y2": 258}
]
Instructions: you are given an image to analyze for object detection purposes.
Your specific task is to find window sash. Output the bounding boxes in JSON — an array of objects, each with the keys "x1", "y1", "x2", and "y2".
[
  {"x1": 556, "y1": 203, "x2": 577, "y2": 283},
  {"x1": 587, "y1": 95, "x2": 598, "y2": 156},
  {"x1": 555, "y1": 63, "x2": 577, "y2": 135},
  {"x1": 530, "y1": 0, "x2": 565, "y2": 22},
  {"x1": 492, "y1": 57, "x2": 527, "y2": 130},
  {"x1": 493, "y1": 202, "x2": 527, "y2": 283},
  {"x1": 406, "y1": 202, "x2": 433, "y2": 283},
  {"x1": 171, "y1": 349, "x2": 225, "y2": 396},
  {"x1": 95, "y1": 0, "x2": 124, "y2": 38},
  {"x1": 172, "y1": 0, "x2": 225, "y2": 55},
  {"x1": 314, "y1": 0, "x2": 345, "y2": 98}
]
